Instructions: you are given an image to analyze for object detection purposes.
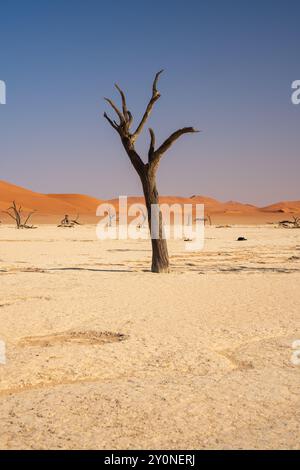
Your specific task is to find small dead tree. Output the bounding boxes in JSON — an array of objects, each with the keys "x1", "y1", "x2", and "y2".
[
  {"x1": 279, "y1": 216, "x2": 300, "y2": 228},
  {"x1": 58, "y1": 214, "x2": 82, "y2": 227},
  {"x1": 3, "y1": 201, "x2": 36, "y2": 229},
  {"x1": 206, "y1": 215, "x2": 212, "y2": 226},
  {"x1": 60, "y1": 214, "x2": 70, "y2": 226},
  {"x1": 107, "y1": 208, "x2": 116, "y2": 227},
  {"x1": 104, "y1": 71, "x2": 199, "y2": 272}
]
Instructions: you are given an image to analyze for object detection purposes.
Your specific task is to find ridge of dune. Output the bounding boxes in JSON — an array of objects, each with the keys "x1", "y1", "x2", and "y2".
[
  {"x1": 107, "y1": 196, "x2": 200, "y2": 207},
  {"x1": 222, "y1": 201, "x2": 259, "y2": 214},
  {"x1": 0, "y1": 180, "x2": 77, "y2": 215},
  {"x1": 106, "y1": 195, "x2": 262, "y2": 217},
  {"x1": 106, "y1": 195, "x2": 225, "y2": 215},
  {"x1": 260, "y1": 200, "x2": 300, "y2": 214},
  {"x1": 47, "y1": 194, "x2": 104, "y2": 213},
  {"x1": 189, "y1": 195, "x2": 258, "y2": 213},
  {"x1": 0, "y1": 180, "x2": 299, "y2": 222},
  {"x1": 190, "y1": 194, "x2": 221, "y2": 204}
]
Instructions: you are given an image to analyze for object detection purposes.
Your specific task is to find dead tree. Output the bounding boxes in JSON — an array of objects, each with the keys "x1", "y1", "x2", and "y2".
[
  {"x1": 3, "y1": 201, "x2": 36, "y2": 229},
  {"x1": 279, "y1": 216, "x2": 300, "y2": 228},
  {"x1": 60, "y1": 214, "x2": 70, "y2": 226},
  {"x1": 104, "y1": 71, "x2": 199, "y2": 272},
  {"x1": 107, "y1": 208, "x2": 116, "y2": 227},
  {"x1": 58, "y1": 214, "x2": 82, "y2": 227}
]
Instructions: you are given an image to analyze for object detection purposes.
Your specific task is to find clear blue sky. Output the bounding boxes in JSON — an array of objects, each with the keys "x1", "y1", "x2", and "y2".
[{"x1": 0, "y1": 0, "x2": 299, "y2": 205}]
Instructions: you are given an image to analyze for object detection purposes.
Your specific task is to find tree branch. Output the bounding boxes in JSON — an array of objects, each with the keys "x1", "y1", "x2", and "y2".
[
  {"x1": 103, "y1": 112, "x2": 119, "y2": 132},
  {"x1": 23, "y1": 211, "x2": 35, "y2": 226},
  {"x1": 127, "y1": 110, "x2": 133, "y2": 128},
  {"x1": 153, "y1": 127, "x2": 199, "y2": 161},
  {"x1": 115, "y1": 84, "x2": 129, "y2": 122},
  {"x1": 148, "y1": 128, "x2": 156, "y2": 161},
  {"x1": 132, "y1": 70, "x2": 163, "y2": 142},
  {"x1": 104, "y1": 97, "x2": 124, "y2": 124},
  {"x1": 121, "y1": 136, "x2": 145, "y2": 175},
  {"x1": 104, "y1": 90, "x2": 145, "y2": 174},
  {"x1": 103, "y1": 73, "x2": 198, "y2": 177},
  {"x1": 3, "y1": 210, "x2": 17, "y2": 222}
]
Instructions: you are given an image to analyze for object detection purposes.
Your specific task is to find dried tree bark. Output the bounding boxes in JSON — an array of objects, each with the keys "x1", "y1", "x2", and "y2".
[{"x1": 104, "y1": 71, "x2": 198, "y2": 273}]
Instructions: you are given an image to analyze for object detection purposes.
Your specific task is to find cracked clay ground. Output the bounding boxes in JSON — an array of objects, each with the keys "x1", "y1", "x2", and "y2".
[{"x1": 0, "y1": 225, "x2": 299, "y2": 449}]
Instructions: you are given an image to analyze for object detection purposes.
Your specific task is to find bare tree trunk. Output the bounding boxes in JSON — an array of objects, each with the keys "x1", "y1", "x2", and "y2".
[
  {"x1": 141, "y1": 168, "x2": 169, "y2": 273},
  {"x1": 103, "y1": 71, "x2": 198, "y2": 273}
]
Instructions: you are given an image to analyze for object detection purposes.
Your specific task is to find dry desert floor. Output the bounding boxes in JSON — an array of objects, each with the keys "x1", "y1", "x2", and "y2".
[{"x1": 0, "y1": 224, "x2": 299, "y2": 449}]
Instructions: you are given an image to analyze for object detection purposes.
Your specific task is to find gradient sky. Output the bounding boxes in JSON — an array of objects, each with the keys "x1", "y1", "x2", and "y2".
[{"x1": 0, "y1": 0, "x2": 299, "y2": 205}]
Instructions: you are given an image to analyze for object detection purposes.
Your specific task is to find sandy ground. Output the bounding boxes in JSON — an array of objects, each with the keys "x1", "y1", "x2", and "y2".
[{"x1": 0, "y1": 224, "x2": 299, "y2": 449}]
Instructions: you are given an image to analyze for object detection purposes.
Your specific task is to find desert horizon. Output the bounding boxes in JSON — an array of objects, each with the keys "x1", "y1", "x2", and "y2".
[{"x1": 1, "y1": 179, "x2": 300, "y2": 226}]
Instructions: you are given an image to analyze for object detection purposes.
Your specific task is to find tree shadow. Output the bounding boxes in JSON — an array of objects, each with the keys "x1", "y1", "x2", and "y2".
[
  {"x1": 107, "y1": 249, "x2": 151, "y2": 253},
  {"x1": 47, "y1": 267, "x2": 134, "y2": 273}
]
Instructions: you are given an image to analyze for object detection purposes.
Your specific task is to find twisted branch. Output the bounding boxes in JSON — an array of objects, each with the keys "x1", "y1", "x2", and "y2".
[
  {"x1": 132, "y1": 70, "x2": 163, "y2": 142},
  {"x1": 103, "y1": 71, "x2": 199, "y2": 175},
  {"x1": 152, "y1": 127, "x2": 199, "y2": 163}
]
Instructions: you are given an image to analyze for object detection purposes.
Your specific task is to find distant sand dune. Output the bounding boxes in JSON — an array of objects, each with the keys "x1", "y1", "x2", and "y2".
[
  {"x1": 0, "y1": 180, "x2": 77, "y2": 215},
  {"x1": 261, "y1": 201, "x2": 300, "y2": 213},
  {"x1": 47, "y1": 194, "x2": 104, "y2": 213},
  {"x1": 0, "y1": 180, "x2": 299, "y2": 224}
]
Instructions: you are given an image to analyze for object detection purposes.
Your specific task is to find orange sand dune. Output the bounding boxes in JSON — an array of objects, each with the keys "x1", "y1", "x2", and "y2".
[
  {"x1": 107, "y1": 196, "x2": 199, "y2": 212},
  {"x1": 0, "y1": 180, "x2": 77, "y2": 215},
  {"x1": 261, "y1": 201, "x2": 300, "y2": 214},
  {"x1": 47, "y1": 194, "x2": 104, "y2": 214},
  {"x1": 0, "y1": 181, "x2": 101, "y2": 224},
  {"x1": 108, "y1": 195, "x2": 259, "y2": 216},
  {"x1": 190, "y1": 196, "x2": 259, "y2": 214},
  {"x1": 0, "y1": 180, "x2": 299, "y2": 224}
]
